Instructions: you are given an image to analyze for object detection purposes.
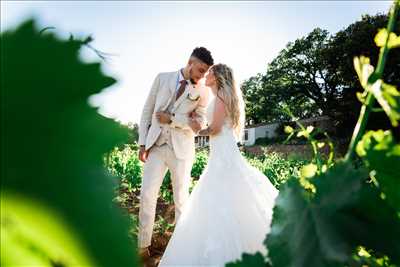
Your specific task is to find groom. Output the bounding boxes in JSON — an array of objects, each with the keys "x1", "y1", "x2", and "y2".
[{"x1": 137, "y1": 47, "x2": 214, "y2": 257}]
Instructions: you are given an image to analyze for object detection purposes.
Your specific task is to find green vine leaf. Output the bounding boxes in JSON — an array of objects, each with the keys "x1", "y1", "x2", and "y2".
[
  {"x1": 300, "y1": 163, "x2": 318, "y2": 178},
  {"x1": 266, "y1": 161, "x2": 400, "y2": 267},
  {"x1": 353, "y1": 56, "x2": 374, "y2": 88},
  {"x1": 368, "y1": 80, "x2": 400, "y2": 127},
  {"x1": 226, "y1": 252, "x2": 271, "y2": 267},
  {"x1": 1, "y1": 192, "x2": 97, "y2": 267},
  {"x1": 375, "y1": 28, "x2": 400, "y2": 48},
  {"x1": 1, "y1": 19, "x2": 137, "y2": 267},
  {"x1": 356, "y1": 130, "x2": 400, "y2": 212}
]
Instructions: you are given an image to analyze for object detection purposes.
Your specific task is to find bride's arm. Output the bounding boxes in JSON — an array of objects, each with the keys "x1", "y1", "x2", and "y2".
[
  {"x1": 198, "y1": 96, "x2": 226, "y2": 136},
  {"x1": 194, "y1": 85, "x2": 209, "y2": 129}
]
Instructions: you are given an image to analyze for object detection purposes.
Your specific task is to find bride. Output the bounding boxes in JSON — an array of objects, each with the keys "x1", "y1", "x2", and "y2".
[{"x1": 158, "y1": 63, "x2": 279, "y2": 267}]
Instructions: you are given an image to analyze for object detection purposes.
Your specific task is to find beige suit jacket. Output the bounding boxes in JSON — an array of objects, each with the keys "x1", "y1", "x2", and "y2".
[{"x1": 138, "y1": 70, "x2": 207, "y2": 159}]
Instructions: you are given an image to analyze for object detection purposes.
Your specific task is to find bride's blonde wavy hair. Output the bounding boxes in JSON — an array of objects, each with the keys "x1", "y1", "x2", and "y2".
[{"x1": 212, "y1": 63, "x2": 245, "y2": 140}]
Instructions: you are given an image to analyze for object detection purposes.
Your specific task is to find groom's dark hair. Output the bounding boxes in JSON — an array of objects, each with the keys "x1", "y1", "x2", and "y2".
[{"x1": 191, "y1": 47, "x2": 214, "y2": 66}]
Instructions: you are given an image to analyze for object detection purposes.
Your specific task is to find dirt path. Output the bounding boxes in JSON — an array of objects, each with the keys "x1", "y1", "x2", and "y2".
[{"x1": 117, "y1": 184, "x2": 176, "y2": 267}]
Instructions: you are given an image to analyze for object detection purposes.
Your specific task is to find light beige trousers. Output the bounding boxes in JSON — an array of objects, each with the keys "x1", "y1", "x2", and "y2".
[{"x1": 138, "y1": 144, "x2": 193, "y2": 248}]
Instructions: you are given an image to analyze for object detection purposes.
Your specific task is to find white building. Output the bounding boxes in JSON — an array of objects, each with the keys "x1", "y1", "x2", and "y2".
[
  {"x1": 195, "y1": 136, "x2": 210, "y2": 148},
  {"x1": 194, "y1": 122, "x2": 276, "y2": 148},
  {"x1": 195, "y1": 115, "x2": 332, "y2": 148},
  {"x1": 243, "y1": 122, "x2": 280, "y2": 146},
  {"x1": 243, "y1": 115, "x2": 332, "y2": 146}
]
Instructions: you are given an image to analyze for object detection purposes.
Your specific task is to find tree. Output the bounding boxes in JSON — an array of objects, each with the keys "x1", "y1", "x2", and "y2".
[
  {"x1": 242, "y1": 14, "x2": 400, "y2": 140},
  {"x1": 242, "y1": 28, "x2": 338, "y2": 126},
  {"x1": 126, "y1": 122, "x2": 139, "y2": 144},
  {"x1": 269, "y1": 28, "x2": 341, "y2": 116},
  {"x1": 241, "y1": 74, "x2": 288, "y2": 124},
  {"x1": 324, "y1": 13, "x2": 400, "y2": 138}
]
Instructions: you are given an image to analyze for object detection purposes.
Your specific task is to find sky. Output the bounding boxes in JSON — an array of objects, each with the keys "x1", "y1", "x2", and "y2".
[{"x1": 1, "y1": 1, "x2": 392, "y2": 125}]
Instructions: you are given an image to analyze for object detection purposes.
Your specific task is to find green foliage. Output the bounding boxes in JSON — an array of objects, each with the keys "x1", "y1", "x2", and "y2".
[
  {"x1": 1, "y1": 192, "x2": 97, "y2": 267},
  {"x1": 191, "y1": 148, "x2": 209, "y2": 178},
  {"x1": 275, "y1": 121, "x2": 296, "y2": 137},
  {"x1": 268, "y1": 162, "x2": 365, "y2": 267},
  {"x1": 160, "y1": 171, "x2": 174, "y2": 204},
  {"x1": 241, "y1": 74, "x2": 272, "y2": 124},
  {"x1": 254, "y1": 135, "x2": 291, "y2": 146},
  {"x1": 129, "y1": 214, "x2": 140, "y2": 238},
  {"x1": 241, "y1": 28, "x2": 333, "y2": 125},
  {"x1": 226, "y1": 252, "x2": 271, "y2": 267},
  {"x1": 154, "y1": 215, "x2": 175, "y2": 236},
  {"x1": 105, "y1": 143, "x2": 143, "y2": 188},
  {"x1": 121, "y1": 122, "x2": 140, "y2": 144},
  {"x1": 229, "y1": 1, "x2": 400, "y2": 266},
  {"x1": 279, "y1": 108, "x2": 337, "y2": 183},
  {"x1": 326, "y1": 14, "x2": 400, "y2": 134},
  {"x1": 106, "y1": 145, "x2": 302, "y2": 207},
  {"x1": 356, "y1": 130, "x2": 400, "y2": 212},
  {"x1": 1, "y1": 19, "x2": 138, "y2": 266},
  {"x1": 349, "y1": 246, "x2": 397, "y2": 267},
  {"x1": 266, "y1": 161, "x2": 400, "y2": 267},
  {"x1": 242, "y1": 12, "x2": 400, "y2": 139},
  {"x1": 245, "y1": 152, "x2": 307, "y2": 189},
  {"x1": 104, "y1": 146, "x2": 211, "y2": 204}
]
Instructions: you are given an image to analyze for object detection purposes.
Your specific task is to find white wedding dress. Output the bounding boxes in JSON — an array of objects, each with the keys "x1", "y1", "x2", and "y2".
[{"x1": 158, "y1": 97, "x2": 279, "y2": 267}]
